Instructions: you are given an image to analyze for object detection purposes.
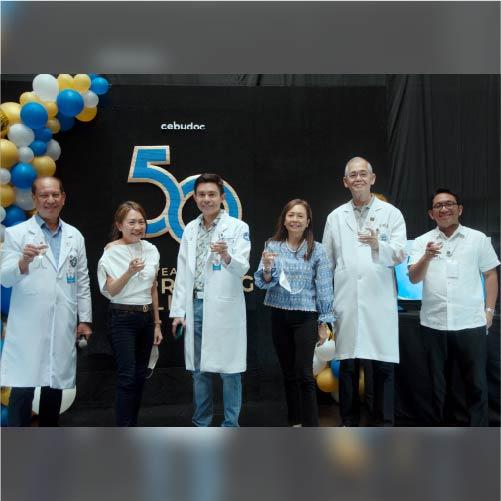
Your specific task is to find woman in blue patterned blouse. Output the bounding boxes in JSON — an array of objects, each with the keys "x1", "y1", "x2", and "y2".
[{"x1": 254, "y1": 199, "x2": 335, "y2": 426}]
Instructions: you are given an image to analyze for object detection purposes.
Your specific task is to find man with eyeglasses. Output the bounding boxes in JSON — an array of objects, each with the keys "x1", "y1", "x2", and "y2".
[
  {"x1": 1, "y1": 176, "x2": 92, "y2": 426},
  {"x1": 322, "y1": 157, "x2": 407, "y2": 426},
  {"x1": 408, "y1": 188, "x2": 499, "y2": 426}
]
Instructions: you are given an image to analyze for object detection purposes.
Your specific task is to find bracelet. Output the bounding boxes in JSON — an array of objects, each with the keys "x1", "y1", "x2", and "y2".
[
  {"x1": 486, "y1": 308, "x2": 495, "y2": 314},
  {"x1": 154, "y1": 320, "x2": 162, "y2": 325}
]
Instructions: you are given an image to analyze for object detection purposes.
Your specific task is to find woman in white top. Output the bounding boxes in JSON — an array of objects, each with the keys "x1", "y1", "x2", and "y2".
[{"x1": 98, "y1": 201, "x2": 163, "y2": 426}]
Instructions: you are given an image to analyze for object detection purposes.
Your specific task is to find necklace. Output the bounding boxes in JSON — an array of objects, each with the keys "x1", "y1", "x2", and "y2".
[{"x1": 285, "y1": 239, "x2": 305, "y2": 253}]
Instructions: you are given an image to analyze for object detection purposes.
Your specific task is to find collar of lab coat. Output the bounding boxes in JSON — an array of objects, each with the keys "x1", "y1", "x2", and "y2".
[
  {"x1": 342, "y1": 195, "x2": 384, "y2": 233},
  {"x1": 25, "y1": 215, "x2": 74, "y2": 271}
]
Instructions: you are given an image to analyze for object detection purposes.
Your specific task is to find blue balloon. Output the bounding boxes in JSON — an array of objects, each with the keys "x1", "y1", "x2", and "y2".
[
  {"x1": 3, "y1": 205, "x2": 27, "y2": 227},
  {"x1": 20, "y1": 102, "x2": 48, "y2": 129},
  {"x1": 0, "y1": 337, "x2": 3, "y2": 354},
  {"x1": 330, "y1": 359, "x2": 340, "y2": 378},
  {"x1": 1, "y1": 406, "x2": 8, "y2": 427},
  {"x1": 90, "y1": 77, "x2": 109, "y2": 96},
  {"x1": 29, "y1": 140, "x2": 47, "y2": 156},
  {"x1": 57, "y1": 113, "x2": 75, "y2": 132},
  {"x1": 56, "y1": 89, "x2": 84, "y2": 117},
  {"x1": 1, "y1": 286, "x2": 12, "y2": 315},
  {"x1": 34, "y1": 127, "x2": 52, "y2": 143},
  {"x1": 10, "y1": 162, "x2": 37, "y2": 189},
  {"x1": 88, "y1": 73, "x2": 100, "y2": 80}
]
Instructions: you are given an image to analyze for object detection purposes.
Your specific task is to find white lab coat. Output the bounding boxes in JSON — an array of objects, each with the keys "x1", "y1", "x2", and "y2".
[
  {"x1": 170, "y1": 212, "x2": 250, "y2": 373},
  {"x1": 0, "y1": 216, "x2": 92, "y2": 389},
  {"x1": 322, "y1": 197, "x2": 407, "y2": 363}
]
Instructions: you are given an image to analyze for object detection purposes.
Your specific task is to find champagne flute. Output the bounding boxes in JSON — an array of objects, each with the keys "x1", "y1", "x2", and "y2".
[
  {"x1": 32, "y1": 235, "x2": 48, "y2": 269},
  {"x1": 131, "y1": 241, "x2": 145, "y2": 278}
]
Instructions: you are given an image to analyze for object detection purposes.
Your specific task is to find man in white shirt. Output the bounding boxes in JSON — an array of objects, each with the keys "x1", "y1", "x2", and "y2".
[
  {"x1": 322, "y1": 157, "x2": 407, "y2": 426},
  {"x1": 409, "y1": 188, "x2": 499, "y2": 426},
  {"x1": 170, "y1": 173, "x2": 250, "y2": 427}
]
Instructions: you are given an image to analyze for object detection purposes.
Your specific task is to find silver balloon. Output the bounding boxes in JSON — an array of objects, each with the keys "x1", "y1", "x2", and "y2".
[
  {"x1": 18, "y1": 146, "x2": 35, "y2": 163},
  {"x1": 0, "y1": 206, "x2": 6, "y2": 223},
  {"x1": 0, "y1": 223, "x2": 5, "y2": 242},
  {"x1": 0, "y1": 167, "x2": 12, "y2": 185},
  {"x1": 7, "y1": 123, "x2": 35, "y2": 147},
  {"x1": 82, "y1": 90, "x2": 99, "y2": 108},
  {"x1": 45, "y1": 139, "x2": 61, "y2": 161},
  {"x1": 33, "y1": 74, "x2": 59, "y2": 102},
  {"x1": 14, "y1": 187, "x2": 35, "y2": 210}
]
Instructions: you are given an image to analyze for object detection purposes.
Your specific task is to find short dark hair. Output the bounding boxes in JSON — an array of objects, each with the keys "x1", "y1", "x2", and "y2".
[
  {"x1": 430, "y1": 188, "x2": 461, "y2": 209},
  {"x1": 32, "y1": 176, "x2": 65, "y2": 195},
  {"x1": 194, "y1": 173, "x2": 224, "y2": 195}
]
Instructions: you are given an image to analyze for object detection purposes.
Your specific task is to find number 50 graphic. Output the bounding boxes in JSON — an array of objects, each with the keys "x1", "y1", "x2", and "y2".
[{"x1": 128, "y1": 146, "x2": 242, "y2": 242}]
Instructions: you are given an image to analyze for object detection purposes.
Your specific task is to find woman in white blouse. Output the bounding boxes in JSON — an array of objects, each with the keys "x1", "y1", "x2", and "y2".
[{"x1": 98, "y1": 201, "x2": 163, "y2": 426}]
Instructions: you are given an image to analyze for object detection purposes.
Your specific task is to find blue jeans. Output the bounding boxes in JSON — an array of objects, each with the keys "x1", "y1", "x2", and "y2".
[
  {"x1": 192, "y1": 298, "x2": 242, "y2": 427},
  {"x1": 109, "y1": 308, "x2": 154, "y2": 426}
]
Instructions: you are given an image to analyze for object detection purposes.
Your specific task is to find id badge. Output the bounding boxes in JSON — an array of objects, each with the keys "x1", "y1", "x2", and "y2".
[
  {"x1": 66, "y1": 274, "x2": 76, "y2": 284},
  {"x1": 446, "y1": 259, "x2": 459, "y2": 278},
  {"x1": 212, "y1": 263, "x2": 222, "y2": 271}
]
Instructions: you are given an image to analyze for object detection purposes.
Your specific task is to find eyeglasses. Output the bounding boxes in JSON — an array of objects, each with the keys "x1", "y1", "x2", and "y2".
[
  {"x1": 432, "y1": 201, "x2": 458, "y2": 210},
  {"x1": 347, "y1": 170, "x2": 370, "y2": 180}
]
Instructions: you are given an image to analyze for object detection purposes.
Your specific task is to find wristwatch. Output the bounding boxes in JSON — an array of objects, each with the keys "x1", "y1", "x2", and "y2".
[{"x1": 485, "y1": 308, "x2": 495, "y2": 314}]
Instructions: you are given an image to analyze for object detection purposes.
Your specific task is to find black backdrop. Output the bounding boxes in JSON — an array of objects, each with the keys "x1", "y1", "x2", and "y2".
[{"x1": 1, "y1": 75, "x2": 499, "y2": 412}]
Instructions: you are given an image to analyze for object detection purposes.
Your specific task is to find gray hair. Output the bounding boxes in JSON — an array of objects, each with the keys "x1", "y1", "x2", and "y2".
[{"x1": 344, "y1": 157, "x2": 373, "y2": 176}]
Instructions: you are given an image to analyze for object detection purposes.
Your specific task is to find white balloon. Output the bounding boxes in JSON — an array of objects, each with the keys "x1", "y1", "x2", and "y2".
[
  {"x1": 32, "y1": 73, "x2": 59, "y2": 101},
  {"x1": 0, "y1": 206, "x2": 6, "y2": 223},
  {"x1": 0, "y1": 223, "x2": 5, "y2": 242},
  {"x1": 14, "y1": 187, "x2": 35, "y2": 210},
  {"x1": 0, "y1": 168, "x2": 12, "y2": 185},
  {"x1": 32, "y1": 387, "x2": 76, "y2": 414},
  {"x1": 46, "y1": 139, "x2": 61, "y2": 161},
  {"x1": 18, "y1": 146, "x2": 35, "y2": 163},
  {"x1": 314, "y1": 339, "x2": 336, "y2": 362},
  {"x1": 313, "y1": 353, "x2": 327, "y2": 376},
  {"x1": 7, "y1": 123, "x2": 35, "y2": 147},
  {"x1": 82, "y1": 90, "x2": 99, "y2": 108}
]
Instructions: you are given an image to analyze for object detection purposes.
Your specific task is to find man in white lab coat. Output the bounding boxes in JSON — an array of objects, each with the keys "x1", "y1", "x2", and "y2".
[
  {"x1": 1, "y1": 177, "x2": 92, "y2": 426},
  {"x1": 322, "y1": 157, "x2": 407, "y2": 426},
  {"x1": 170, "y1": 173, "x2": 250, "y2": 427}
]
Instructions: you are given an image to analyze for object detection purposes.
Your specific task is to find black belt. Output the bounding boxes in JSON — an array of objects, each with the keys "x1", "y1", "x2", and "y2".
[{"x1": 110, "y1": 303, "x2": 153, "y2": 313}]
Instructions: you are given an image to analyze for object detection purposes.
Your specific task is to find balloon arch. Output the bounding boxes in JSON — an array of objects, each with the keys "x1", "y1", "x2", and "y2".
[{"x1": 0, "y1": 73, "x2": 110, "y2": 425}]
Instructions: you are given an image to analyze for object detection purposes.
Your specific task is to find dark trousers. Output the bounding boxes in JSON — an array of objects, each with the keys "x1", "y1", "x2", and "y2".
[
  {"x1": 422, "y1": 325, "x2": 488, "y2": 426},
  {"x1": 270, "y1": 308, "x2": 319, "y2": 426},
  {"x1": 8, "y1": 386, "x2": 62, "y2": 427},
  {"x1": 109, "y1": 308, "x2": 154, "y2": 426},
  {"x1": 339, "y1": 359, "x2": 395, "y2": 426}
]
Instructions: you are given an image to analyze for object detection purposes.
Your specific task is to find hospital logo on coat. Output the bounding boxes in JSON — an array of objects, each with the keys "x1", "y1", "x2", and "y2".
[{"x1": 128, "y1": 146, "x2": 242, "y2": 243}]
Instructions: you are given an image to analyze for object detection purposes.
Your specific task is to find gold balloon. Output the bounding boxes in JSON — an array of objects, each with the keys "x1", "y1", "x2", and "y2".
[
  {"x1": 0, "y1": 102, "x2": 22, "y2": 125},
  {"x1": 44, "y1": 101, "x2": 58, "y2": 119},
  {"x1": 32, "y1": 155, "x2": 56, "y2": 177},
  {"x1": 19, "y1": 91, "x2": 41, "y2": 106},
  {"x1": 1, "y1": 387, "x2": 11, "y2": 407},
  {"x1": 76, "y1": 106, "x2": 97, "y2": 122},
  {"x1": 316, "y1": 367, "x2": 339, "y2": 393},
  {"x1": 73, "y1": 74, "x2": 91, "y2": 93},
  {"x1": 47, "y1": 118, "x2": 61, "y2": 134},
  {"x1": 0, "y1": 184, "x2": 16, "y2": 207},
  {"x1": 27, "y1": 208, "x2": 38, "y2": 217},
  {"x1": 0, "y1": 139, "x2": 19, "y2": 169},
  {"x1": 57, "y1": 74, "x2": 74, "y2": 90},
  {"x1": 0, "y1": 109, "x2": 8, "y2": 138}
]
